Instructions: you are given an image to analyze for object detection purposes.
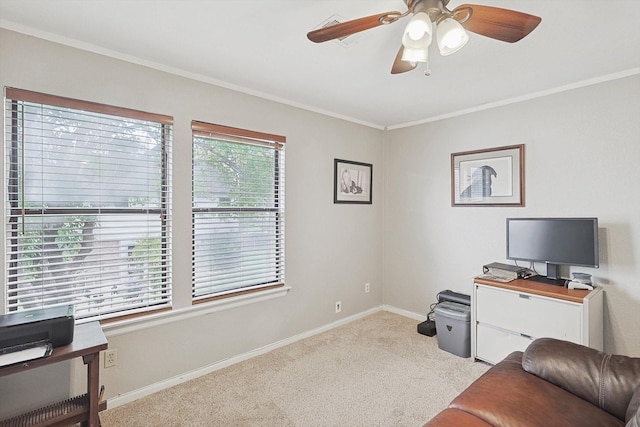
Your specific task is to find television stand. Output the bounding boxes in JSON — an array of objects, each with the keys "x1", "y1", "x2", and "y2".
[{"x1": 525, "y1": 276, "x2": 566, "y2": 287}]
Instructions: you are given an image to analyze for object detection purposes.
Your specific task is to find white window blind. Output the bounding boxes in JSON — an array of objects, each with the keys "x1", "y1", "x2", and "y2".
[
  {"x1": 191, "y1": 121, "x2": 285, "y2": 302},
  {"x1": 4, "y1": 88, "x2": 172, "y2": 322}
]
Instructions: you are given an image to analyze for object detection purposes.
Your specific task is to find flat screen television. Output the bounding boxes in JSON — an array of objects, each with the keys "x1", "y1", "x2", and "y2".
[{"x1": 506, "y1": 217, "x2": 599, "y2": 285}]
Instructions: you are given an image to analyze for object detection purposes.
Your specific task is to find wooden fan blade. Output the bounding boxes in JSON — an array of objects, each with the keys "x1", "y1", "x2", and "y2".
[
  {"x1": 391, "y1": 46, "x2": 417, "y2": 74},
  {"x1": 307, "y1": 11, "x2": 401, "y2": 43},
  {"x1": 455, "y1": 4, "x2": 541, "y2": 43}
]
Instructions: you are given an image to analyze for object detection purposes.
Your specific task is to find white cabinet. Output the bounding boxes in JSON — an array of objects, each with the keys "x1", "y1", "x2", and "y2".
[{"x1": 472, "y1": 278, "x2": 603, "y2": 365}]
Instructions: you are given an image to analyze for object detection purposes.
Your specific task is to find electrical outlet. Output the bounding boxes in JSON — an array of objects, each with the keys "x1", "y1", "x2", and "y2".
[
  {"x1": 104, "y1": 349, "x2": 117, "y2": 368},
  {"x1": 365, "y1": 282, "x2": 370, "y2": 293},
  {"x1": 335, "y1": 301, "x2": 342, "y2": 313}
]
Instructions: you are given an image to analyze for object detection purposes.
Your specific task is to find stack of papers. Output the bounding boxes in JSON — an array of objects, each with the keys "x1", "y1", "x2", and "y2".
[{"x1": 0, "y1": 341, "x2": 52, "y2": 367}]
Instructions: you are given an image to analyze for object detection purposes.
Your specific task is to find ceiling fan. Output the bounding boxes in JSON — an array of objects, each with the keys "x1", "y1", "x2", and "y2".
[{"x1": 307, "y1": 0, "x2": 541, "y2": 75}]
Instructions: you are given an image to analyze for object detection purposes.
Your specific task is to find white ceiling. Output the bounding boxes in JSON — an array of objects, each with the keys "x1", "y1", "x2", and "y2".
[{"x1": 1, "y1": 0, "x2": 639, "y2": 129}]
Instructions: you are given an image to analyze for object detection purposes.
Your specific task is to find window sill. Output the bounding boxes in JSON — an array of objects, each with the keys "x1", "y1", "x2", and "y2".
[{"x1": 102, "y1": 285, "x2": 291, "y2": 337}]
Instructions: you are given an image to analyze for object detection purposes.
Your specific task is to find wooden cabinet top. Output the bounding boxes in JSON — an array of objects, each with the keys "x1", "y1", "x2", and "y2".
[{"x1": 474, "y1": 277, "x2": 595, "y2": 304}]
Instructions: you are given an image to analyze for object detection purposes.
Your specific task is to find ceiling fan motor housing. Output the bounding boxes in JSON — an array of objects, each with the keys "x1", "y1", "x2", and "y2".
[{"x1": 406, "y1": 0, "x2": 452, "y2": 22}]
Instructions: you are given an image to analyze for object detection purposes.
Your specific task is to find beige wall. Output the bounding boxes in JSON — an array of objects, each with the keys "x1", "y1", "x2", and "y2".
[
  {"x1": 0, "y1": 29, "x2": 384, "y2": 416},
  {"x1": 1, "y1": 26, "x2": 639, "y2": 418},
  {"x1": 383, "y1": 74, "x2": 640, "y2": 356}
]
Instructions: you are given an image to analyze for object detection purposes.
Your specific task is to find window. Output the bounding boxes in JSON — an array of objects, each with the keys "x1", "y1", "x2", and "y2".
[
  {"x1": 191, "y1": 121, "x2": 285, "y2": 302},
  {"x1": 4, "y1": 88, "x2": 172, "y2": 322}
]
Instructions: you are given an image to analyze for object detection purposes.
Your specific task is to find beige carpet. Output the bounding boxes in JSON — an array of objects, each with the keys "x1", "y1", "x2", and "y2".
[{"x1": 100, "y1": 311, "x2": 489, "y2": 426}]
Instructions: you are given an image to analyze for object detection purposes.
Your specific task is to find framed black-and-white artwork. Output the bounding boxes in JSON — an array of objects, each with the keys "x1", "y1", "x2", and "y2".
[
  {"x1": 334, "y1": 159, "x2": 372, "y2": 204},
  {"x1": 451, "y1": 144, "x2": 524, "y2": 207}
]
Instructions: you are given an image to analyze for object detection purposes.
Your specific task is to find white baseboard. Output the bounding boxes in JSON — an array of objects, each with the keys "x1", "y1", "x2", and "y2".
[
  {"x1": 107, "y1": 305, "x2": 387, "y2": 409},
  {"x1": 382, "y1": 304, "x2": 426, "y2": 321}
]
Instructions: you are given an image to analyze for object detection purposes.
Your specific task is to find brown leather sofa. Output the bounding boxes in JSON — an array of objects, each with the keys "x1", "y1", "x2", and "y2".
[{"x1": 425, "y1": 338, "x2": 640, "y2": 427}]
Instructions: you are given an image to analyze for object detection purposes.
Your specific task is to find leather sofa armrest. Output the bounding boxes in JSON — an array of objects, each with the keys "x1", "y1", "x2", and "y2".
[
  {"x1": 627, "y1": 387, "x2": 640, "y2": 426},
  {"x1": 522, "y1": 338, "x2": 640, "y2": 422}
]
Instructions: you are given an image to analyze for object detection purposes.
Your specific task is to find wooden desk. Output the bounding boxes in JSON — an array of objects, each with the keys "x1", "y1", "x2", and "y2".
[{"x1": 0, "y1": 321, "x2": 108, "y2": 427}]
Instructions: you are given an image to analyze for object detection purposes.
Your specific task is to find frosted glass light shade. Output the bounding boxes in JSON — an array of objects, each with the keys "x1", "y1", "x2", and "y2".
[
  {"x1": 401, "y1": 12, "x2": 432, "y2": 63},
  {"x1": 437, "y1": 17, "x2": 469, "y2": 56},
  {"x1": 404, "y1": 12, "x2": 432, "y2": 43},
  {"x1": 401, "y1": 47, "x2": 429, "y2": 64}
]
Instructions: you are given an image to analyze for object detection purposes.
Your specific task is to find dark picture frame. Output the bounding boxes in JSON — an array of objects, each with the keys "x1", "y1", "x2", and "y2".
[
  {"x1": 451, "y1": 144, "x2": 524, "y2": 207},
  {"x1": 334, "y1": 159, "x2": 372, "y2": 204}
]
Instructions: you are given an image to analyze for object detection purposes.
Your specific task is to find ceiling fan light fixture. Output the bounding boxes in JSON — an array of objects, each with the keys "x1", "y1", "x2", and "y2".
[
  {"x1": 404, "y1": 11, "x2": 432, "y2": 41},
  {"x1": 401, "y1": 11, "x2": 432, "y2": 63},
  {"x1": 436, "y1": 17, "x2": 469, "y2": 56},
  {"x1": 401, "y1": 47, "x2": 429, "y2": 64}
]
